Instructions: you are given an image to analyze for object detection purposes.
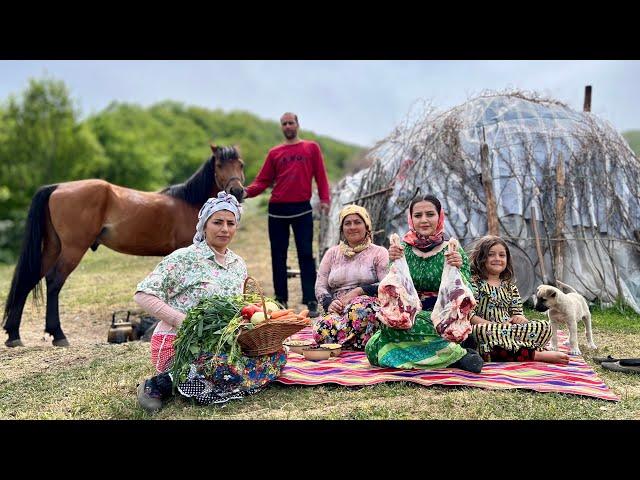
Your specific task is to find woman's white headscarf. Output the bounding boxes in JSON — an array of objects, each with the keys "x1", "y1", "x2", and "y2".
[{"x1": 193, "y1": 192, "x2": 242, "y2": 244}]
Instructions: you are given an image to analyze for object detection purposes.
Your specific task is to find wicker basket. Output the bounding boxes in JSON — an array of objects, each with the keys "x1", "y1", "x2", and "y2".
[{"x1": 237, "y1": 277, "x2": 310, "y2": 356}]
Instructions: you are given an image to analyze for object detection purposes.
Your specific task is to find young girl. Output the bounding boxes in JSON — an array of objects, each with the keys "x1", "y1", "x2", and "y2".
[{"x1": 468, "y1": 235, "x2": 569, "y2": 364}]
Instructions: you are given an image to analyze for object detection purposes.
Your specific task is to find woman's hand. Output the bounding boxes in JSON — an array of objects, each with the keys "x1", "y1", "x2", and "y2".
[
  {"x1": 328, "y1": 299, "x2": 344, "y2": 314},
  {"x1": 341, "y1": 287, "x2": 363, "y2": 305},
  {"x1": 444, "y1": 250, "x2": 463, "y2": 268},
  {"x1": 389, "y1": 244, "x2": 404, "y2": 261},
  {"x1": 509, "y1": 315, "x2": 528, "y2": 324}
]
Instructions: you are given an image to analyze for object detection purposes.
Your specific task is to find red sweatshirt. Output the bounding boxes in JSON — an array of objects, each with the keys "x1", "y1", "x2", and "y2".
[{"x1": 245, "y1": 140, "x2": 331, "y2": 204}]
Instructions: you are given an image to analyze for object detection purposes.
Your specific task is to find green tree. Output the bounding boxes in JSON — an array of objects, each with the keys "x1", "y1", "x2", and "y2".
[
  {"x1": 623, "y1": 130, "x2": 640, "y2": 157},
  {"x1": 0, "y1": 77, "x2": 107, "y2": 262}
]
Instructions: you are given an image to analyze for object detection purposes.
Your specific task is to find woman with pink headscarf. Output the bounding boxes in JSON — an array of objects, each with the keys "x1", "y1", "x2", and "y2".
[{"x1": 365, "y1": 195, "x2": 484, "y2": 373}]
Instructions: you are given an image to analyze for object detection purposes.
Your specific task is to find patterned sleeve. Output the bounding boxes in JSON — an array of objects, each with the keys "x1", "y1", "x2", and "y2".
[
  {"x1": 135, "y1": 250, "x2": 185, "y2": 303},
  {"x1": 361, "y1": 245, "x2": 390, "y2": 297},
  {"x1": 315, "y1": 247, "x2": 334, "y2": 308},
  {"x1": 510, "y1": 282, "x2": 524, "y2": 316},
  {"x1": 469, "y1": 277, "x2": 480, "y2": 318}
]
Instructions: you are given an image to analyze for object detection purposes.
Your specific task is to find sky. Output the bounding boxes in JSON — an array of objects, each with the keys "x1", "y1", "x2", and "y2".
[{"x1": 0, "y1": 60, "x2": 638, "y2": 148}]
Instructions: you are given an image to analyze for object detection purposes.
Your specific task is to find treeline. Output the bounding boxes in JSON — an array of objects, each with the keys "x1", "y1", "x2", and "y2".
[
  {"x1": 0, "y1": 77, "x2": 365, "y2": 263},
  {"x1": 622, "y1": 130, "x2": 640, "y2": 157}
]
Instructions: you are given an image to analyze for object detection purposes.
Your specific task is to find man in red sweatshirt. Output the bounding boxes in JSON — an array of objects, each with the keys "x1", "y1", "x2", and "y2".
[{"x1": 244, "y1": 112, "x2": 330, "y2": 317}]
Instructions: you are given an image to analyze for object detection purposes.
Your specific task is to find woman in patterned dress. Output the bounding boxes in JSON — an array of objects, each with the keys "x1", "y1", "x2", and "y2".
[
  {"x1": 134, "y1": 192, "x2": 286, "y2": 413},
  {"x1": 468, "y1": 235, "x2": 569, "y2": 364},
  {"x1": 312, "y1": 204, "x2": 389, "y2": 350},
  {"x1": 365, "y1": 195, "x2": 484, "y2": 372}
]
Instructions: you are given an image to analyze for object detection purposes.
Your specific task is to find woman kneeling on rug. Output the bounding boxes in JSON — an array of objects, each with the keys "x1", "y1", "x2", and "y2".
[
  {"x1": 313, "y1": 204, "x2": 389, "y2": 350},
  {"x1": 365, "y1": 195, "x2": 484, "y2": 373},
  {"x1": 134, "y1": 192, "x2": 286, "y2": 413},
  {"x1": 468, "y1": 235, "x2": 569, "y2": 364}
]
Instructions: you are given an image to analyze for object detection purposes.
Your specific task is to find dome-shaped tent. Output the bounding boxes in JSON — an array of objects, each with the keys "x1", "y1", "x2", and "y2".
[{"x1": 320, "y1": 91, "x2": 640, "y2": 311}]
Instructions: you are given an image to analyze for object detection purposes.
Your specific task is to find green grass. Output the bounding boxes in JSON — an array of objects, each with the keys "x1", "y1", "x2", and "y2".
[{"x1": 1, "y1": 199, "x2": 640, "y2": 419}]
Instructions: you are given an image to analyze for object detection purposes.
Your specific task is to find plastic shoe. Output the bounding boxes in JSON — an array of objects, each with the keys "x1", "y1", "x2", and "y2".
[
  {"x1": 137, "y1": 380, "x2": 163, "y2": 413},
  {"x1": 601, "y1": 361, "x2": 640, "y2": 374},
  {"x1": 593, "y1": 355, "x2": 640, "y2": 365}
]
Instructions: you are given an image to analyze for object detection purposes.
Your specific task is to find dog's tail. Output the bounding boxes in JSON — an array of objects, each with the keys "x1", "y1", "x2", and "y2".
[{"x1": 556, "y1": 280, "x2": 578, "y2": 294}]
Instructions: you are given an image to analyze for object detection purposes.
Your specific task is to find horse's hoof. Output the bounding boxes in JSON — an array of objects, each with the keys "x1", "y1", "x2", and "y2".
[
  {"x1": 52, "y1": 338, "x2": 70, "y2": 347},
  {"x1": 5, "y1": 339, "x2": 25, "y2": 348}
]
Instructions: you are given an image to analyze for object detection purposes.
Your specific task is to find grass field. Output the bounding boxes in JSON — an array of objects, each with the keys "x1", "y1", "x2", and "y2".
[{"x1": 1, "y1": 198, "x2": 639, "y2": 419}]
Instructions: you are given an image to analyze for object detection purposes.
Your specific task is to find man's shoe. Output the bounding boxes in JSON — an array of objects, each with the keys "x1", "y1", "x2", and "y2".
[{"x1": 307, "y1": 301, "x2": 319, "y2": 318}]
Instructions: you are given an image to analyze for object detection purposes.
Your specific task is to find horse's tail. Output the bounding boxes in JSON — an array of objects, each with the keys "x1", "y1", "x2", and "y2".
[{"x1": 2, "y1": 185, "x2": 58, "y2": 328}]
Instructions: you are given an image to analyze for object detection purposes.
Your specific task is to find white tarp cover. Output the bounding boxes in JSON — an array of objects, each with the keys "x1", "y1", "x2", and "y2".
[{"x1": 320, "y1": 92, "x2": 640, "y2": 312}]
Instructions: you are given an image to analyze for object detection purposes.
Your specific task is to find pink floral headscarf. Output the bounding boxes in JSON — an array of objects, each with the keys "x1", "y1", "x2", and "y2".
[{"x1": 402, "y1": 205, "x2": 446, "y2": 252}]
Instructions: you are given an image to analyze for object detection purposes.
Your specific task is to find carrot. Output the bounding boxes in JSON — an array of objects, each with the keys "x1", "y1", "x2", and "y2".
[
  {"x1": 270, "y1": 309, "x2": 294, "y2": 319},
  {"x1": 273, "y1": 314, "x2": 299, "y2": 322},
  {"x1": 298, "y1": 309, "x2": 309, "y2": 318}
]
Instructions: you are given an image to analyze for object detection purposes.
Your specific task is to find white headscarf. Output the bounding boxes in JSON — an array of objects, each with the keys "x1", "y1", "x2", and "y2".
[{"x1": 193, "y1": 192, "x2": 242, "y2": 244}]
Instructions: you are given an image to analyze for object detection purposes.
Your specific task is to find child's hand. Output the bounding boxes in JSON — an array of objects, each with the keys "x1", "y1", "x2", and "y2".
[
  {"x1": 509, "y1": 315, "x2": 528, "y2": 324},
  {"x1": 444, "y1": 250, "x2": 463, "y2": 268}
]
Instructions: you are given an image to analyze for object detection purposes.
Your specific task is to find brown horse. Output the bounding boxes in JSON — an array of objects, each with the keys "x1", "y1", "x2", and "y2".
[{"x1": 2, "y1": 144, "x2": 245, "y2": 347}]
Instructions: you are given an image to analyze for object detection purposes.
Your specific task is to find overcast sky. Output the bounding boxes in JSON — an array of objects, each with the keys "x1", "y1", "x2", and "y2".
[{"x1": 1, "y1": 60, "x2": 638, "y2": 147}]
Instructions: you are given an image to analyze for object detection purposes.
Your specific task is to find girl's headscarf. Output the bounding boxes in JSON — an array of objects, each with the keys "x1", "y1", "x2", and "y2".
[
  {"x1": 402, "y1": 205, "x2": 446, "y2": 252},
  {"x1": 338, "y1": 204, "x2": 372, "y2": 257},
  {"x1": 193, "y1": 191, "x2": 242, "y2": 244}
]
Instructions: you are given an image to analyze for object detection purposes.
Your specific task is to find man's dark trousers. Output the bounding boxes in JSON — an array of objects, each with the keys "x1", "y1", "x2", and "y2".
[{"x1": 268, "y1": 201, "x2": 316, "y2": 306}]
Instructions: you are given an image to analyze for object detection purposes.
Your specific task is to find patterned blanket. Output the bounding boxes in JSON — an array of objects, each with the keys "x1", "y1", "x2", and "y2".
[{"x1": 275, "y1": 328, "x2": 619, "y2": 401}]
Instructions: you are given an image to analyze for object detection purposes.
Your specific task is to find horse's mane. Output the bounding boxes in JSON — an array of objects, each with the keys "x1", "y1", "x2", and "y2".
[{"x1": 161, "y1": 146, "x2": 239, "y2": 205}]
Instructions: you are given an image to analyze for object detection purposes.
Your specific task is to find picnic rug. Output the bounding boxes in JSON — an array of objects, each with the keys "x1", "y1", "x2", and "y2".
[{"x1": 275, "y1": 328, "x2": 619, "y2": 401}]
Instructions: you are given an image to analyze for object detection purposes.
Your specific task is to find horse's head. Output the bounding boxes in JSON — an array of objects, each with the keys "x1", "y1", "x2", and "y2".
[{"x1": 211, "y1": 144, "x2": 245, "y2": 203}]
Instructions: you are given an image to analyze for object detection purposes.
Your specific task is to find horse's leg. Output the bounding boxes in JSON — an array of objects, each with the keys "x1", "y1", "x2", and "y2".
[
  {"x1": 44, "y1": 246, "x2": 88, "y2": 347},
  {"x1": 3, "y1": 185, "x2": 58, "y2": 347}
]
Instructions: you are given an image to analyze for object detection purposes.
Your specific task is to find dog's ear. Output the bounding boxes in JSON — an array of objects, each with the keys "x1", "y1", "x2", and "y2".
[{"x1": 550, "y1": 291, "x2": 557, "y2": 298}]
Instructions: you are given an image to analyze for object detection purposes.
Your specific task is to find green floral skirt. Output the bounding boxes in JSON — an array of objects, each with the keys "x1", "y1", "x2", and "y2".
[{"x1": 365, "y1": 310, "x2": 467, "y2": 369}]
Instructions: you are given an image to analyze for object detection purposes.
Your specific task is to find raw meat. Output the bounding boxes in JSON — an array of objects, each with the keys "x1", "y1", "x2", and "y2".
[
  {"x1": 431, "y1": 238, "x2": 476, "y2": 342},
  {"x1": 377, "y1": 233, "x2": 422, "y2": 329}
]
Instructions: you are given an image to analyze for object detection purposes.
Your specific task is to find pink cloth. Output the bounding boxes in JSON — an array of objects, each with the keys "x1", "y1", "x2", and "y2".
[
  {"x1": 150, "y1": 334, "x2": 176, "y2": 373},
  {"x1": 315, "y1": 243, "x2": 389, "y2": 303},
  {"x1": 134, "y1": 291, "x2": 186, "y2": 335}
]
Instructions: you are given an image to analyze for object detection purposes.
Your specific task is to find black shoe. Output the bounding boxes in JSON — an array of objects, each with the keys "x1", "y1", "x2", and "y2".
[
  {"x1": 137, "y1": 372, "x2": 173, "y2": 413},
  {"x1": 137, "y1": 379, "x2": 163, "y2": 413},
  {"x1": 451, "y1": 348, "x2": 484, "y2": 374},
  {"x1": 306, "y1": 301, "x2": 319, "y2": 318},
  {"x1": 461, "y1": 335, "x2": 478, "y2": 351}
]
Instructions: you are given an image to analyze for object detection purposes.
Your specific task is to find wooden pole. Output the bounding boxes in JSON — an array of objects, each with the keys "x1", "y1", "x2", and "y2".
[
  {"x1": 531, "y1": 205, "x2": 548, "y2": 282},
  {"x1": 583, "y1": 85, "x2": 592, "y2": 112},
  {"x1": 480, "y1": 127, "x2": 499, "y2": 235},
  {"x1": 553, "y1": 153, "x2": 566, "y2": 282}
]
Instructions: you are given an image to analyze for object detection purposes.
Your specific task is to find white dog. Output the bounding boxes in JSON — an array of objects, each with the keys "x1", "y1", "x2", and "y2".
[{"x1": 534, "y1": 281, "x2": 596, "y2": 355}]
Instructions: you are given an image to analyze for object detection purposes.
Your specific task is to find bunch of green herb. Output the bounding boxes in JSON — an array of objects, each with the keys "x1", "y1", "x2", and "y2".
[{"x1": 169, "y1": 293, "x2": 273, "y2": 386}]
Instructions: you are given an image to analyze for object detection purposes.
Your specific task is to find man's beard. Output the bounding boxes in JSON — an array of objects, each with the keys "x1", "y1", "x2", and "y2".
[{"x1": 284, "y1": 130, "x2": 297, "y2": 140}]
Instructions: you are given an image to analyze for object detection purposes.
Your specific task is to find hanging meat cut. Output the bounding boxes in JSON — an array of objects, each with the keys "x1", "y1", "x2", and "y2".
[
  {"x1": 377, "y1": 233, "x2": 422, "y2": 329},
  {"x1": 431, "y1": 238, "x2": 475, "y2": 342}
]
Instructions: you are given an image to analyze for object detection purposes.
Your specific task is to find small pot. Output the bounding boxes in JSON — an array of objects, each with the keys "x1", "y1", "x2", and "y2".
[
  {"x1": 320, "y1": 343, "x2": 342, "y2": 357},
  {"x1": 302, "y1": 347, "x2": 331, "y2": 361}
]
